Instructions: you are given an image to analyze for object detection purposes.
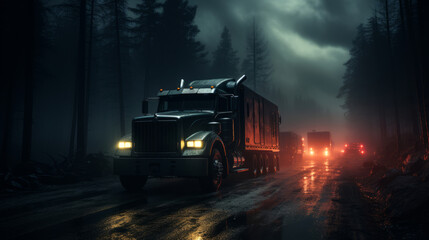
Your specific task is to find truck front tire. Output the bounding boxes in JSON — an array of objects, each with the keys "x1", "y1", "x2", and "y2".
[
  {"x1": 119, "y1": 175, "x2": 148, "y2": 192},
  {"x1": 199, "y1": 148, "x2": 223, "y2": 192}
]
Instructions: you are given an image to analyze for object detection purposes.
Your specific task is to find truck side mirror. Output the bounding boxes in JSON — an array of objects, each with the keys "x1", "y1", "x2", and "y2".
[
  {"x1": 231, "y1": 96, "x2": 239, "y2": 111},
  {"x1": 142, "y1": 100, "x2": 149, "y2": 114}
]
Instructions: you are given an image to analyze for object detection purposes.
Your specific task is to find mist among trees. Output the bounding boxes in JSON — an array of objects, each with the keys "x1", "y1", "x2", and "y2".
[
  {"x1": 338, "y1": 0, "x2": 429, "y2": 154},
  {"x1": 0, "y1": 0, "x2": 275, "y2": 171}
]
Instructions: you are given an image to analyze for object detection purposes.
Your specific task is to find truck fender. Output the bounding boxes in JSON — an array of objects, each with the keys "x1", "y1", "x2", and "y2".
[{"x1": 186, "y1": 131, "x2": 228, "y2": 176}]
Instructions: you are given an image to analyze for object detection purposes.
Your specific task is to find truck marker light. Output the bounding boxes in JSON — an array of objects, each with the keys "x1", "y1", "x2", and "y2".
[
  {"x1": 177, "y1": 87, "x2": 180, "y2": 91},
  {"x1": 118, "y1": 141, "x2": 132, "y2": 149},
  {"x1": 324, "y1": 150, "x2": 329, "y2": 156},
  {"x1": 361, "y1": 150, "x2": 365, "y2": 154},
  {"x1": 181, "y1": 140, "x2": 185, "y2": 150},
  {"x1": 360, "y1": 144, "x2": 363, "y2": 148},
  {"x1": 160, "y1": 89, "x2": 163, "y2": 92},
  {"x1": 341, "y1": 149, "x2": 345, "y2": 153},
  {"x1": 190, "y1": 86, "x2": 193, "y2": 89},
  {"x1": 211, "y1": 86, "x2": 214, "y2": 89}
]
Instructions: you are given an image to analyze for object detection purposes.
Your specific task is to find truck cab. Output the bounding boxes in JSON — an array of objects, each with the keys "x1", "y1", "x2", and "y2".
[{"x1": 114, "y1": 76, "x2": 280, "y2": 192}]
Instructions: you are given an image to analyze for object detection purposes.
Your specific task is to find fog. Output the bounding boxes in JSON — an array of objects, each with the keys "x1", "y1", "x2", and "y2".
[
  {"x1": 1, "y1": 0, "x2": 392, "y2": 167},
  {"x1": 190, "y1": 0, "x2": 374, "y2": 143}
]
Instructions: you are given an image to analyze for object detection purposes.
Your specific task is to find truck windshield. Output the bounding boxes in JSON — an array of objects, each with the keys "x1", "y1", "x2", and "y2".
[{"x1": 158, "y1": 95, "x2": 215, "y2": 112}]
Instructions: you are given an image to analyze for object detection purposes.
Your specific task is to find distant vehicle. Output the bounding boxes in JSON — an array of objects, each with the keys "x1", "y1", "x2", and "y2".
[
  {"x1": 307, "y1": 131, "x2": 332, "y2": 157},
  {"x1": 114, "y1": 75, "x2": 281, "y2": 192},
  {"x1": 279, "y1": 132, "x2": 304, "y2": 164},
  {"x1": 341, "y1": 143, "x2": 365, "y2": 158}
]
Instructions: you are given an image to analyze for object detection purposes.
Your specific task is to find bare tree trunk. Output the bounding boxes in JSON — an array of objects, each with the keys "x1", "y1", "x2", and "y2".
[
  {"x1": 385, "y1": 0, "x2": 402, "y2": 151},
  {"x1": 1, "y1": 79, "x2": 14, "y2": 172},
  {"x1": 84, "y1": 0, "x2": 95, "y2": 153},
  {"x1": 115, "y1": 0, "x2": 125, "y2": 137},
  {"x1": 417, "y1": 0, "x2": 429, "y2": 150},
  {"x1": 372, "y1": 14, "x2": 388, "y2": 143},
  {"x1": 21, "y1": 0, "x2": 36, "y2": 164},
  {"x1": 404, "y1": 0, "x2": 429, "y2": 149},
  {"x1": 399, "y1": 0, "x2": 423, "y2": 144},
  {"x1": 75, "y1": 0, "x2": 87, "y2": 161},
  {"x1": 252, "y1": 18, "x2": 256, "y2": 91},
  {"x1": 68, "y1": 81, "x2": 78, "y2": 161}
]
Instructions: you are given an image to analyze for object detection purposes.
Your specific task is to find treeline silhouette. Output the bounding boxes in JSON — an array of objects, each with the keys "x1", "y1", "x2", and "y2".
[
  {"x1": 0, "y1": 0, "x2": 273, "y2": 171},
  {"x1": 338, "y1": 0, "x2": 429, "y2": 154}
]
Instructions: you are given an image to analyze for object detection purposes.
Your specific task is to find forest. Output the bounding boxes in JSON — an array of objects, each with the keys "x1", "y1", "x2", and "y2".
[
  {"x1": 3, "y1": 0, "x2": 428, "y2": 175},
  {"x1": 0, "y1": 0, "x2": 278, "y2": 173},
  {"x1": 338, "y1": 0, "x2": 429, "y2": 162}
]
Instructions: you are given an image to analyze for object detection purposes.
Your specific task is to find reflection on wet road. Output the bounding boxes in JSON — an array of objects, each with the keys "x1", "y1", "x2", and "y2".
[{"x1": 2, "y1": 156, "x2": 351, "y2": 240}]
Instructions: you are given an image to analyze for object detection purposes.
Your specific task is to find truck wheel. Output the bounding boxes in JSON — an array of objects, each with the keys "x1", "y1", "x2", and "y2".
[
  {"x1": 200, "y1": 148, "x2": 223, "y2": 192},
  {"x1": 119, "y1": 175, "x2": 148, "y2": 192}
]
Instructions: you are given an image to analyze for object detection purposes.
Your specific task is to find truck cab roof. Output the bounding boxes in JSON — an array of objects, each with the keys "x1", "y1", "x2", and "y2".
[{"x1": 157, "y1": 78, "x2": 236, "y2": 97}]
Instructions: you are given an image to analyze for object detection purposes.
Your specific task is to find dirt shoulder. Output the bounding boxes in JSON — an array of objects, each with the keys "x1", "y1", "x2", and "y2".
[{"x1": 325, "y1": 158, "x2": 388, "y2": 240}]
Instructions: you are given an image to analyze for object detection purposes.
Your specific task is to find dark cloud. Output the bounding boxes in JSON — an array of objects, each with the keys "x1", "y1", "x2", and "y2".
[{"x1": 189, "y1": 0, "x2": 374, "y2": 141}]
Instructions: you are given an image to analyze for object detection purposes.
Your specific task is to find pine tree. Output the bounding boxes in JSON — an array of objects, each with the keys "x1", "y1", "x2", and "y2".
[
  {"x1": 212, "y1": 27, "x2": 239, "y2": 78},
  {"x1": 99, "y1": 0, "x2": 129, "y2": 137},
  {"x1": 156, "y1": 0, "x2": 207, "y2": 86},
  {"x1": 242, "y1": 19, "x2": 272, "y2": 92},
  {"x1": 129, "y1": 0, "x2": 161, "y2": 98},
  {"x1": 75, "y1": 0, "x2": 87, "y2": 161}
]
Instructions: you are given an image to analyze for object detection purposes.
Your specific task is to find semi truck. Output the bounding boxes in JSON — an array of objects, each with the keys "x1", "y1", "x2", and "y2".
[
  {"x1": 114, "y1": 75, "x2": 280, "y2": 192},
  {"x1": 279, "y1": 132, "x2": 304, "y2": 165},
  {"x1": 307, "y1": 131, "x2": 332, "y2": 157}
]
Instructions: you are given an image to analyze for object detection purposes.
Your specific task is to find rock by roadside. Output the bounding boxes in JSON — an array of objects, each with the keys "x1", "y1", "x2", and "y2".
[{"x1": 0, "y1": 153, "x2": 113, "y2": 193}]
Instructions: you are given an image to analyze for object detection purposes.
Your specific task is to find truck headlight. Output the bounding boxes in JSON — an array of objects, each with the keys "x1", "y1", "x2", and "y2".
[
  {"x1": 186, "y1": 140, "x2": 203, "y2": 148},
  {"x1": 118, "y1": 141, "x2": 132, "y2": 149}
]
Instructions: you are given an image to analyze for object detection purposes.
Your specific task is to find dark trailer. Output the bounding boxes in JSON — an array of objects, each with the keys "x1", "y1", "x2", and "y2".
[
  {"x1": 279, "y1": 132, "x2": 304, "y2": 165},
  {"x1": 114, "y1": 76, "x2": 280, "y2": 192},
  {"x1": 307, "y1": 131, "x2": 332, "y2": 157}
]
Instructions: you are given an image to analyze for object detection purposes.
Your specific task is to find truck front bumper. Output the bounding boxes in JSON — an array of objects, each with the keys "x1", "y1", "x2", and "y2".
[{"x1": 113, "y1": 157, "x2": 208, "y2": 177}]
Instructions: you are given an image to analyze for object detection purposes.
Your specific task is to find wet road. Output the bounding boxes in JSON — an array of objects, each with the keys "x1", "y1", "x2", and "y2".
[{"x1": 1, "y1": 156, "x2": 376, "y2": 240}]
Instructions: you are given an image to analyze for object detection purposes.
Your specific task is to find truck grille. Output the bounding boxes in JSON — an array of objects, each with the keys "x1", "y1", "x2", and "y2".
[{"x1": 133, "y1": 120, "x2": 178, "y2": 153}]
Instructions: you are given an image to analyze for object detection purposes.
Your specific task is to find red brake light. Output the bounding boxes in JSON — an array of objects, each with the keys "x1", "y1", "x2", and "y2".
[{"x1": 361, "y1": 150, "x2": 365, "y2": 154}]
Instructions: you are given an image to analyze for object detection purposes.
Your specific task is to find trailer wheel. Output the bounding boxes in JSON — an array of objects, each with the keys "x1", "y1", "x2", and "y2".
[
  {"x1": 263, "y1": 154, "x2": 270, "y2": 174},
  {"x1": 249, "y1": 154, "x2": 259, "y2": 177},
  {"x1": 258, "y1": 154, "x2": 264, "y2": 175},
  {"x1": 200, "y1": 148, "x2": 223, "y2": 192},
  {"x1": 119, "y1": 175, "x2": 148, "y2": 192},
  {"x1": 267, "y1": 153, "x2": 274, "y2": 173},
  {"x1": 274, "y1": 154, "x2": 280, "y2": 172}
]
